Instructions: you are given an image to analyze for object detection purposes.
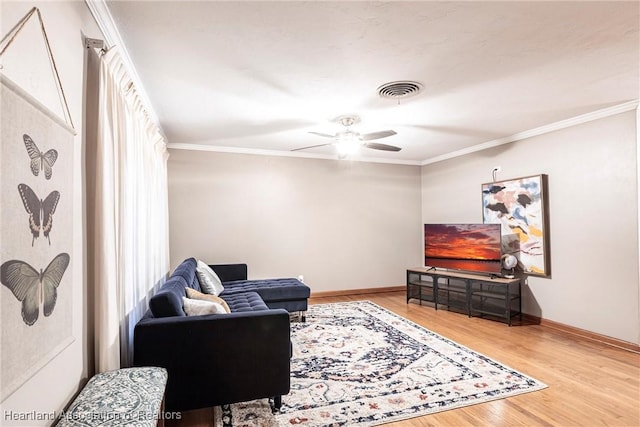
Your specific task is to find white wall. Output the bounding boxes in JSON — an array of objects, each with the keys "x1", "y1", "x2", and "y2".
[
  {"x1": 0, "y1": 1, "x2": 101, "y2": 424},
  {"x1": 421, "y1": 110, "x2": 639, "y2": 344},
  {"x1": 168, "y1": 150, "x2": 423, "y2": 292}
]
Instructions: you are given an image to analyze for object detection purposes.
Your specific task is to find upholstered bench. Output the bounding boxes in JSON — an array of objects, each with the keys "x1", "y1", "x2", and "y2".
[{"x1": 56, "y1": 367, "x2": 167, "y2": 427}]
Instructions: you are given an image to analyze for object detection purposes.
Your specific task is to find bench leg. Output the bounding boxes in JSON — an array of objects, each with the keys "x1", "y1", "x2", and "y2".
[{"x1": 272, "y1": 395, "x2": 282, "y2": 413}]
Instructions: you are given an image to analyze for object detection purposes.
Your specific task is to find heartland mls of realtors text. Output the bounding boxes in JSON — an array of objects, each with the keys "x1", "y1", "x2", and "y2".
[{"x1": 3, "y1": 410, "x2": 182, "y2": 422}]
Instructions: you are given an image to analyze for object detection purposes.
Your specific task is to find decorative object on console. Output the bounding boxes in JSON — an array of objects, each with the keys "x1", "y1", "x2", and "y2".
[
  {"x1": 501, "y1": 254, "x2": 518, "y2": 278},
  {"x1": 482, "y1": 174, "x2": 550, "y2": 277}
]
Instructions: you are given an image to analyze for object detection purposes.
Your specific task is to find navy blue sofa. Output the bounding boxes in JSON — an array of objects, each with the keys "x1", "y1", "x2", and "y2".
[{"x1": 133, "y1": 258, "x2": 310, "y2": 412}]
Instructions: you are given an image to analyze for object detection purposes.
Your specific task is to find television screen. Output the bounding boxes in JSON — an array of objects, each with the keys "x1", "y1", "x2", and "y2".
[{"x1": 424, "y1": 223, "x2": 502, "y2": 274}]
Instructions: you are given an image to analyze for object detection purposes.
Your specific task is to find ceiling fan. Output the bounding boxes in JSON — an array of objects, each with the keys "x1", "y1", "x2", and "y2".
[{"x1": 292, "y1": 115, "x2": 401, "y2": 158}]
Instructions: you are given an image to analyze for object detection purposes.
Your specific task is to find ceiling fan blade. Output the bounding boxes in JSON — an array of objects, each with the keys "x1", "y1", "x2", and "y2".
[
  {"x1": 291, "y1": 143, "x2": 333, "y2": 152},
  {"x1": 308, "y1": 131, "x2": 336, "y2": 138},
  {"x1": 360, "y1": 130, "x2": 397, "y2": 141},
  {"x1": 364, "y1": 142, "x2": 402, "y2": 152}
]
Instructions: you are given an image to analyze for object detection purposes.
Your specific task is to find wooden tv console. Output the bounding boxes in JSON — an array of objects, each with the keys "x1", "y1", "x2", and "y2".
[{"x1": 406, "y1": 267, "x2": 522, "y2": 326}]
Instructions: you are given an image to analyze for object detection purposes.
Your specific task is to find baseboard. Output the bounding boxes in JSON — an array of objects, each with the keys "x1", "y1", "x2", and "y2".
[
  {"x1": 310, "y1": 286, "x2": 405, "y2": 298},
  {"x1": 309, "y1": 289, "x2": 639, "y2": 353},
  {"x1": 523, "y1": 314, "x2": 640, "y2": 354}
]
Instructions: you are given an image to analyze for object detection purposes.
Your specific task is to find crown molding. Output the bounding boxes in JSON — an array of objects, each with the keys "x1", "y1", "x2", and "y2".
[
  {"x1": 167, "y1": 143, "x2": 422, "y2": 166},
  {"x1": 421, "y1": 100, "x2": 639, "y2": 166},
  {"x1": 84, "y1": 0, "x2": 118, "y2": 47},
  {"x1": 84, "y1": 0, "x2": 163, "y2": 132},
  {"x1": 169, "y1": 101, "x2": 637, "y2": 166}
]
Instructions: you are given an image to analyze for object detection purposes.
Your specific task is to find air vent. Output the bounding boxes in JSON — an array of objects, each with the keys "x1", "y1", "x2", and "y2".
[{"x1": 377, "y1": 81, "x2": 423, "y2": 100}]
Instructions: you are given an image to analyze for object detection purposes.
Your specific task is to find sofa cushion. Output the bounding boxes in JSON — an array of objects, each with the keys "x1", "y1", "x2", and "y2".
[
  {"x1": 149, "y1": 280, "x2": 187, "y2": 317},
  {"x1": 221, "y1": 278, "x2": 310, "y2": 302},
  {"x1": 182, "y1": 297, "x2": 228, "y2": 316},
  {"x1": 174, "y1": 258, "x2": 202, "y2": 291},
  {"x1": 208, "y1": 263, "x2": 247, "y2": 282},
  {"x1": 196, "y1": 260, "x2": 224, "y2": 295},
  {"x1": 221, "y1": 291, "x2": 269, "y2": 312},
  {"x1": 186, "y1": 287, "x2": 231, "y2": 313},
  {"x1": 148, "y1": 258, "x2": 203, "y2": 318}
]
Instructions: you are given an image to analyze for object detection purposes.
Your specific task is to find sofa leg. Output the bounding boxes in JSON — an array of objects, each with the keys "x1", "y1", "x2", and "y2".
[
  {"x1": 301, "y1": 311, "x2": 306, "y2": 322},
  {"x1": 272, "y1": 395, "x2": 282, "y2": 413}
]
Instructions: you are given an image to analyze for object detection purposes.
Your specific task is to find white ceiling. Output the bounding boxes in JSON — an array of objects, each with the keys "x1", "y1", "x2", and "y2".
[{"x1": 101, "y1": 1, "x2": 639, "y2": 164}]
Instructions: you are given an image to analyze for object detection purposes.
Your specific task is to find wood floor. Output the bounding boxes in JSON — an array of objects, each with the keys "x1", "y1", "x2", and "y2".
[{"x1": 169, "y1": 291, "x2": 640, "y2": 426}]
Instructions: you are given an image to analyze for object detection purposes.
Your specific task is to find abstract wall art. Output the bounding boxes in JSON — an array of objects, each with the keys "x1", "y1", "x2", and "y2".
[{"x1": 481, "y1": 174, "x2": 550, "y2": 277}]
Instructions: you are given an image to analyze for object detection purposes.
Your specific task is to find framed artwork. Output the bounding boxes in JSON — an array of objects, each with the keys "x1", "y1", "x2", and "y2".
[
  {"x1": 0, "y1": 74, "x2": 75, "y2": 401},
  {"x1": 481, "y1": 174, "x2": 550, "y2": 277}
]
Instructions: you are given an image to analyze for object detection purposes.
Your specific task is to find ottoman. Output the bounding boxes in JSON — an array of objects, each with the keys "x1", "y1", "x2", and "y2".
[{"x1": 56, "y1": 367, "x2": 167, "y2": 426}]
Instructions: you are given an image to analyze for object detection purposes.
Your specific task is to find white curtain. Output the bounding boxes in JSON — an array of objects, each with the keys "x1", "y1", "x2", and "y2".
[{"x1": 94, "y1": 47, "x2": 169, "y2": 372}]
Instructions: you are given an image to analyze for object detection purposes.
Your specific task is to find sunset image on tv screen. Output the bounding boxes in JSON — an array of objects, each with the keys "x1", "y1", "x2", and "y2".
[{"x1": 425, "y1": 224, "x2": 501, "y2": 262}]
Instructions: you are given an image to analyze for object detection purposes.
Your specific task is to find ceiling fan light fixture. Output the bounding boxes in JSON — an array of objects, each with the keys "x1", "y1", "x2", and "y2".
[
  {"x1": 336, "y1": 130, "x2": 360, "y2": 142},
  {"x1": 294, "y1": 114, "x2": 401, "y2": 156},
  {"x1": 336, "y1": 139, "x2": 361, "y2": 158}
]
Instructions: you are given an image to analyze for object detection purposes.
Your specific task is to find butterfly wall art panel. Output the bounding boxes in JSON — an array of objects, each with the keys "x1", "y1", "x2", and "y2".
[{"x1": 1, "y1": 75, "x2": 75, "y2": 401}]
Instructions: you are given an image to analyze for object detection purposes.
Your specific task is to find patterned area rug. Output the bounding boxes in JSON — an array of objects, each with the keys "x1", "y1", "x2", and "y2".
[{"x1": 214, "y1": 301, "x2": 546, "y2": 426}]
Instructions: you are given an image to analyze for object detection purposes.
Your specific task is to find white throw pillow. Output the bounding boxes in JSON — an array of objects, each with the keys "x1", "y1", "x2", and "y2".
[
  {"x1": 196, "y1": 260, "x2": 224, "y2": 296},
  {"x1": 182, "y1": 297, "x2": 227, "y2": 316}
]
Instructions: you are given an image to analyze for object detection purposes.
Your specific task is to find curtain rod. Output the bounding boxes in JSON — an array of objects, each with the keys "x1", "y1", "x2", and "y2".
[{"x1": 85, "y1": 37, "x2": 106, "y2": 51}]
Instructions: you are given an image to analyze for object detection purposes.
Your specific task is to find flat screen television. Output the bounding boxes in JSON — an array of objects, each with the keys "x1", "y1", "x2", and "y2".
[{"x1": 424, "y1": 223, "x2": 502, "y2": 274}]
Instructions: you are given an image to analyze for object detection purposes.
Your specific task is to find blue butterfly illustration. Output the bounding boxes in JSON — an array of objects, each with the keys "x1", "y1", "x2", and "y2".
[{"x1": 1, "y1": 253, "x2": 70, "y2": 326}]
